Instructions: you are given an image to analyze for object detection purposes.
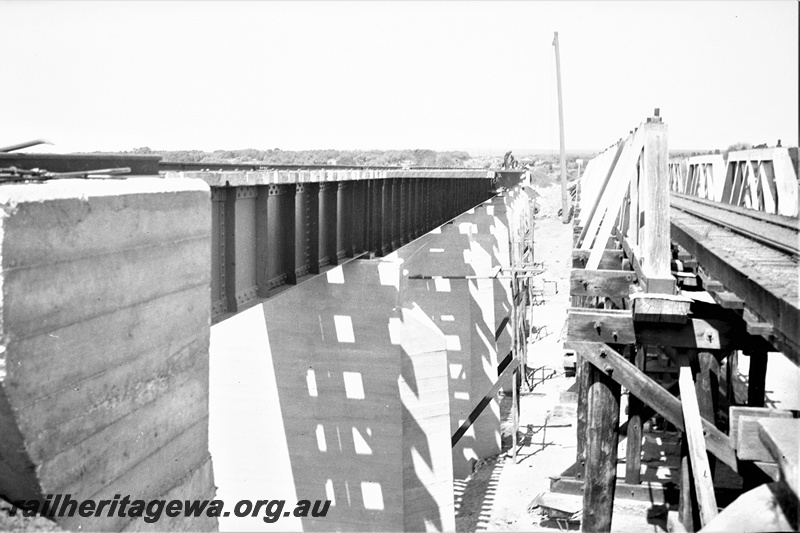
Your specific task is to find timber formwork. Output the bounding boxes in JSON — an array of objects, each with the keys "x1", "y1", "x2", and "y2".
[{"x1": 559, "y1": 114, "x2": 799, "y2": 532}]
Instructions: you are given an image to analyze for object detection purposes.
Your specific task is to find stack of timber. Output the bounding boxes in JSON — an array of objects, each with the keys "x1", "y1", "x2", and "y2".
[{"x1": 551, "y1": 113, "x2": 799, "y2": 533}]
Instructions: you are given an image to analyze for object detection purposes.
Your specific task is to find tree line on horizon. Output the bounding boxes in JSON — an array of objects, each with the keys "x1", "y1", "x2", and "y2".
[{"x1": 124, "y1": 147, "x2": 472, "y2": 168}]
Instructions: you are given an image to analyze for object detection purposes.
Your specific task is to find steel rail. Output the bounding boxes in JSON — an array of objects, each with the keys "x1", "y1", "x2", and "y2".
[{"x1": 670, "y1": 192, "x2": 800, "y2": 257}]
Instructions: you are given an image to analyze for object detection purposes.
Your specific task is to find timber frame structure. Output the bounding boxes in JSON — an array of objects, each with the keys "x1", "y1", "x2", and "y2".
[{"x1": 560, "y1": 112, "x2": 799, "y2": 532}]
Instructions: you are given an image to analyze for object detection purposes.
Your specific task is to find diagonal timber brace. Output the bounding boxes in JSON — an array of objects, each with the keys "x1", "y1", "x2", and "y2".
[{"x1": 565, "y1": 341, "x2": 738, "y2": 471}]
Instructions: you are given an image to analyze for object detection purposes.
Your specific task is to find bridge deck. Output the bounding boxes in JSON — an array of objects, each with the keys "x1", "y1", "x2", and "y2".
[{"x1": 670, "y1": 199, "x2": 799, "y2": 362}]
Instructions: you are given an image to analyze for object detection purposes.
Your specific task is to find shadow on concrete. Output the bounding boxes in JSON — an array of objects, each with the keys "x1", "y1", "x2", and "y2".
[{"x1": 257, "y1": 256, "x2": 450, "y2": 531}]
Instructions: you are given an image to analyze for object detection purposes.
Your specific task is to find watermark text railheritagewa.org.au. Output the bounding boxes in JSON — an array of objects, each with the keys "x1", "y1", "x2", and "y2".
[{"x1": 3, "y1": 494, "x2": 330, "y2": 523}]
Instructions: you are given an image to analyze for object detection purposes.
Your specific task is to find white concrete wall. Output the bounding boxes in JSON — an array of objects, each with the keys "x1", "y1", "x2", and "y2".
[{"x1": 0, "y1": 178, "x2": 216, "y2": 531}]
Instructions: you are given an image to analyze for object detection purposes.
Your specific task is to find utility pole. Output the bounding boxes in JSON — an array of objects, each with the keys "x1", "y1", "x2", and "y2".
[{"x1": 553, "y1": 31, "x2": 569, "y2": 224}]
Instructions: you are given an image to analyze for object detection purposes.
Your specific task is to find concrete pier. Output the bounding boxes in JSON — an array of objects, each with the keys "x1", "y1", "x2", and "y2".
[
  {"x1": 208, "y1": 183, "x2": 536, "y2": 531},
  {"x1": 0, "y1": 178, "x2": 217, "y2": 531}
]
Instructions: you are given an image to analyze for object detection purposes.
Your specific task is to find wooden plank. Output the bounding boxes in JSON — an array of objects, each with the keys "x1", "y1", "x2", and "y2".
[
  {"x1": 583, "y1": 131, "x2": 644, "y2": 264},
  {"x1": 743, "y1": 308, "x2": 774, "y2": 337},
  {"x1": 570, "y1": 269, "x2": 636, "y2": 298},
  {"x1": 582, "y1": 363, "x2": 621, "y2": 532},
  {"x1": 732, "y1": 409, "x2": 795, "y2": 461},
  {"x1": 451, "y1": 354, "x2": 517, "y2": 447},
  {"x1": 572, "y1": 248, "x2": 624, "y2": 270},
  {"x1": 576, "y1": 355, "x2": 592, "y2": 470},
  {"x1": 758, "y1": 419, "x2": 800, "y2": 497},
  {"x1": 697, "y1": 268, "x2": 724, "y2": 293},
  {"x1": 578, "y1": 142, "x2": 625, "y2": 246},
  {"x1": 617, "y1": 229, "x2": 645, "y2": 288},
  {"x1": 566, "y1": 342, "x2": 738, "y2": 472},
  {"x1": 729, "y1": 407, "x2": 795, "y2": 453},
  {"x1": 678, "y1": 436, "x2": 699, "y2": 531},
  {"x1": 618, "y1": 229, "x2": 676, "y2": 294},
  {"x1": 678, "y1": 363, "x2": 718, "y2": 526},
  {"x1": 711, "y1": 291, "x2": 744, "y2": 309},
  {"x1": 636, "y1": 318, "x2": 762, "y2": 351},
  {"x1": 640, "y1": 119, "x2": 672, "y2": 286},
  {"x1": 567, "y1": 308, "x2": 762, "y2": 351},
  {"x1": 567, "y1": 308, "x2": 636, "y2": 345},
  {"x1": 625, "y1": 346, "x2": 645, "y2": 485},
  {"x1": 696, "y1": 351, "x2": 720, "y2": 479},
  {"x1": 631, "y1": 293, "x2": 691, "y2": 323},
  {"x1": 549, "y1": 476, "x2": 675, "y2": 505},
  {"x1": 753, "y1": 461, "x2": 781, "y2": 482},
  {"x1": 628, "y1": 144, "x2": 640, "y2": 247}
]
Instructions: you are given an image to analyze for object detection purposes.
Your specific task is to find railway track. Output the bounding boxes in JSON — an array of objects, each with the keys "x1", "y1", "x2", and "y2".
[
  {"x1": 669, "y1": 192, "x2": 800, "y2": 361},
  {"x1": 670, "y1": 192, "x2": 799, "y2": 257}
]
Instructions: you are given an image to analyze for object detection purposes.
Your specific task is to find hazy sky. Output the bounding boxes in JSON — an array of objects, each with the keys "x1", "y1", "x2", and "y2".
[{"x1": 2, "y1": 1, "x2": 797, "y2": 154}]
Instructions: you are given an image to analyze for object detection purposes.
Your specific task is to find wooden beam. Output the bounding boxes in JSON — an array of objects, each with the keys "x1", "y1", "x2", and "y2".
[
  {"x1": 697, "y1": 268, "x2": 724, "y2": 293},
  {"x1": 758, "y1": 418, "x2": 800, "y2": 497},
  {"x1": 550, "y1": 476, "x2": 677, "y2": 505},
  {"x1": 584, "y1": 131, "x2": 645, "y2": 265},
  {"x1": 678, "y1": 362, "x2": 718, "y2": 526},
  {"x1": 743, "y1": 308, "x2": 774, "y2": 338},
  {"x1": 582, "y1": 363, "x2": 621, "y2": 532},
  {"x1": 670, "y1": 215, "x2": 799, "y2": 363},
  {"x1": 713, "y1": 291, "x2": 744, "y2": 310},
  {"x1": 631, "y1": 293, "x2": 691, "y2": 323},
  {"x1": 618, "y1": 229, "x2": 676, "y2": 294},
  {"x1": 567, "y1": 308, "x2": 765, "y2": 351},
  {"x1": 576, "y1": 355, "x2": 591, "y2": 473},
  {"x1": 730, "y1": 407, "x2": 795, "y2": 461},
  {"x1": 566, "y1": 342, "x2": 738, "y2": 471},
  {"x1": 570, "y1": 269, "x2": 636, "y2": 298},
  {"x1": 637, "y1": 318, "x2": 764, "y2": 352},
  {"x1": 567, "y1": 308, "x2": 636, "y2": 345},
  {"x1": 625, "y1": 345, "x2": 645, "y2": 485},
  {"x1": 696, "y1": 351, "x2": 720, "y2": 477},
  {"x1": 578, "y1": 142, "x2": 625, "y2": 248},
  {"x1": 679, "y1": 436, "x2": 699, "y2": 531},
  {"x1": 640, "y1": 118, "x2": 672, "y2": 288},
  {"x1": 746, "y1": 351, "x2": 768, "y2": 407},
  {"x1": 572, "y1": 248, "x2": 624, "y2": 270}
]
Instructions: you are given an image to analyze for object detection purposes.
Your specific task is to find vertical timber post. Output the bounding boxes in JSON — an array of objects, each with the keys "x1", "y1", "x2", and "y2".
[
  {"x1": 641, "y1": 110, "x2": 673, "y2": 294},
  {"x1": 746, "y1": 350, "x2": 768, "y2": 407},
  {"x1": 582, "y1": 360, "x2": 621, "y2": 533},
  {"x1": 625, "y1": 345, "x2": 645, "y2": 485}
]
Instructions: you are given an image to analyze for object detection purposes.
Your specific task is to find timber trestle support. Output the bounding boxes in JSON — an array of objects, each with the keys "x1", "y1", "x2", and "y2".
[{"x1": 557, "y1": 112, "x2": 799, "y2": 532}]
